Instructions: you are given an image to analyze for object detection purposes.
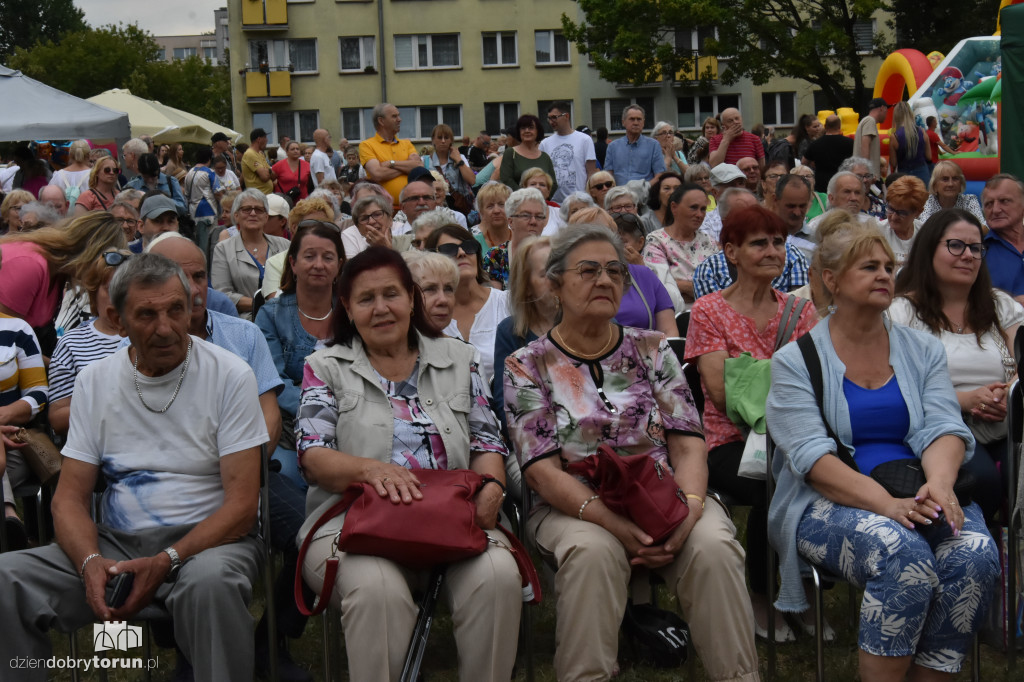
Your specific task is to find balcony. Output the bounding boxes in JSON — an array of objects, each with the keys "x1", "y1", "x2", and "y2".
[
  {"x1": 243, "y1": 67, "x2": 292, "y2": 102},
  {"x1": 675, "y1": 53, "x2": 718, "y2": 84},
  {"x1": 242, "y1": 0, "x2": 288, "y2": 30}
]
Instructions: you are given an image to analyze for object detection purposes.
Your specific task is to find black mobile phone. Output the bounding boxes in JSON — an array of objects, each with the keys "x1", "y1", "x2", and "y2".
[{"x1": 105, "y1": 572, "x2": 134, "y2": 609}]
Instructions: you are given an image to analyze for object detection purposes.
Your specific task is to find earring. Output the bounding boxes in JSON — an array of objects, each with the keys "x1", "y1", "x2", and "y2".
[
  {"x1": 554, "y1": 296, "x2": 561, "y2": 308},
  {"x1": 827, "y1": 303, "x2": 837, "y2": 315}
]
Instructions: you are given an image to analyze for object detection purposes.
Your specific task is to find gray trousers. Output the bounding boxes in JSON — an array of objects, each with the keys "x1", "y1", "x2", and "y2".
[{"x1": 0, "y1": 523, "x2": 262, "y2": 682}]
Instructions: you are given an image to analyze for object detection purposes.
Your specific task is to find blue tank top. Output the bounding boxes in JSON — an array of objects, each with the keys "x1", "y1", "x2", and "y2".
[{"x1": 843, "y1": 375, "x2": 915, "y2": 475}]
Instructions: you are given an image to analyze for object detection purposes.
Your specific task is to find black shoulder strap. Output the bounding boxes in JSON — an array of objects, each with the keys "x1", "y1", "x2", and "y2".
[{"x1": 796, "y1": 334, "x2": 859, "y2": 472}]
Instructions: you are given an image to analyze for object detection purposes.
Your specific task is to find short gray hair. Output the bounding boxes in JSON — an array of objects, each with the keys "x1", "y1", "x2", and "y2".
[
  {"x1": 621, "y1": 104, "x2": 645, "y2": 122},
  {"x1": 403, "y1": 249, "x2": 459, "y2": 288},
  {"x1": 546, "y1": 223, "x2": 629, "y2": 286},
  {"x1": 372, "y1": 103, "x2": 394, "y2": 130},
  {"x1": 827, "y1": 171, "x2": 864, "y2": 201},
  {"x1": 309, "y1": 188, "x2": 340, "y2": 217},
  {"x1": 411, "y1": 208, "x2": 455, "y2": 237},
  {"x1": 122, "y1": 138, "x2": 148, "y2": 158},
  {"x1": 838, "y1": 157, "x2": 871, "y2": 174},
  {"x1": 352, "y1": 194, "x2": 393, "y2": 221},
  {"x1": 651, "y1": 121, "x2": 674, "y2": 137},
  {"x1": 718, "y1": 188, "x2": 758, "y2": 220},
  {"x1": 603, "y1": 186, "x2": 636, "y2": 211},
  {"x1": 506, "y1": 187, "x2": 547, "y2": 219},
  {"x1": 116, "y1": 188, "x2": 145, "y2": 206},
  {"x1": 110, "y1": 198, "x2": 140, "y2": 217},
  {"x1": 684, "y1": 162, "x2": 711, "y2": 183},
  {"x1": 231, "y1": 188, "x2": 269, "y2": 216},
  {"x1": 559, "y1": 192, "x2": 595, "y2": 222},
  {"x1": 19, "y1": 201, "x2": 61, "y2": 227},
  {"x1": 624, "y1": 180, "x2": 649, "y2": 208},
  {"x1": 109, "y1": 253, "x2": 191, "y2": 317}
]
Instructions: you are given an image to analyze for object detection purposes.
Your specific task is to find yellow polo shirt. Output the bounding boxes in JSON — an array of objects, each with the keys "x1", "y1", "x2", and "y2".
[
  {"x1": 242, "y1": 148, "x2": 274, "y2": 194},
  {"x1": 360, "y1": 133, "x2": 417, "y2": 208}
]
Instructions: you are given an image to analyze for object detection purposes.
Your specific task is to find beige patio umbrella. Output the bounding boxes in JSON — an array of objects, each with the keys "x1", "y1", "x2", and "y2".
[{"x1": 86, "y1": 88, "x2": 240, "y2": 145}]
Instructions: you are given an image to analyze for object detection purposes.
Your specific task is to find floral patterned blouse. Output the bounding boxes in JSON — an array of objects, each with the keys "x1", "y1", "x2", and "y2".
[
  {"x1": 482, "y1": 242, "x2": 510, "y2": 288},
  {"x1": 503, "y1": 326, "x2": 703, "y2": 488},
  {"x1": 642, "y1": 228, "x2": 718, "y2": 286},
  {"x1": 684, "y1": 290, "x2": 818, "y2": 450}
]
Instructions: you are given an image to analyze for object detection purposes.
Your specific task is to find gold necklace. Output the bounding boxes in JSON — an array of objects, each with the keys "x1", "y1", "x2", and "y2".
[{"x1": 554, "y1": 324, "x2": 615, "y2": 358}]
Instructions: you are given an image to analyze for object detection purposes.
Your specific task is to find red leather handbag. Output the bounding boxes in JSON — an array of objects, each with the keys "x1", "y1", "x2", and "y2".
[
  {"x1": 566, "y1": 445, "x2": 689, "y2": 544},
  {"x1": 295, "y1": 468, "x2": 542, "y2": 616}
]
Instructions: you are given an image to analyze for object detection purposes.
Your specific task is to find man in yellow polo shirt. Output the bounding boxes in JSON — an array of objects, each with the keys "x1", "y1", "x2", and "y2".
[
  {"x1": 241, "y1": 128, "x2": 276, "y2": 194},
  {"x1": 360, "y1": 103, "x2": 422, "y2": 209}
]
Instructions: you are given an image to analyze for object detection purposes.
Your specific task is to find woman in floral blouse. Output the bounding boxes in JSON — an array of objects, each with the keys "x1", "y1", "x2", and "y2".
[
  {"x1": 642, "y1": 183, "x2": 718, "y2": 305},
  {"x1": 504, "y1": 224, "x2": 758, "y2": 682}
]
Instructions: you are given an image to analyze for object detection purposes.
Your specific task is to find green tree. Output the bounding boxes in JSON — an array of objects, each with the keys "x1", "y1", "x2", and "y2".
[
  {"x1": 127, "y1": 56, "x2": 233, "y2": 128},
  {"x1": 890, "y1": 0, "x2": 1000, "y2": 56},
  {"x1": 0, "y1": 0, "x2": 86, "y2": 62},
  {"x1": 563, "y1": 0, "x2": 896, "y2": 110},
  {"x1": 9, "y1": 24, "x2": 158, "y2": 99}
]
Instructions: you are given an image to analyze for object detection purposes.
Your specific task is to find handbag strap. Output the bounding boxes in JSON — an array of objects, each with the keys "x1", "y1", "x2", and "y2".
[
  {"x1": 294, "y1": 487, "x2": 363, "y2": 616},
  {"x1": 629, "y1": 275, "x2": 654, "y2": 330},
  {"x1": 495, "y1": 523, "x2": 543, "y2": 605},
  {"x1": 795, "y1": 334, "x2": 859, "y2": 472},
  {"x1": 774, "y1": 295, "x2": 808, "y2": 351}
]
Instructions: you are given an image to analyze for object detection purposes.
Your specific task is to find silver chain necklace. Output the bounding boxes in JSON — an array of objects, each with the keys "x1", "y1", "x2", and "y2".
[
  {"x1": 298, "y1": 305, "x2": 333, "y2": 321},
  {"x1": 134, "y1": 338, "x2": 192, "y2": 413}
]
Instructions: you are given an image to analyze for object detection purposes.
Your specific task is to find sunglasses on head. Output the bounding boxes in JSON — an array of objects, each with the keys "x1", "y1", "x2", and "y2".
[{"x1": 435, "y1": 239, "x2": 481, "y2": 258}]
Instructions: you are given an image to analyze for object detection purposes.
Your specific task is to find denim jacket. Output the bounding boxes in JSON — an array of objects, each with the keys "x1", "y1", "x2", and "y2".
[
  {"x1": 254, "y1": 293, "x2": 320, "y2": 417},
  {"x1": 125, "y1": 172, "x2": 186, "y2": 215}
]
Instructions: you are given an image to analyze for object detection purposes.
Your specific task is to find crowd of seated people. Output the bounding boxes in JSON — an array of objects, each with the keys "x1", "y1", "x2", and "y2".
[{"x1": 1, "y1": 103, "x2": 1022, "y2": 682}]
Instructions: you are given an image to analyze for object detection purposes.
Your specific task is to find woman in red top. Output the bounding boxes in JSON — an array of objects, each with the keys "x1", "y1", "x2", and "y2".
[
  {"x1": 74, "y1": 156, "x2": 120, "y2": 216},
  {"x1": 273, "y1": 140, "x2": 311, "y2": 201}
]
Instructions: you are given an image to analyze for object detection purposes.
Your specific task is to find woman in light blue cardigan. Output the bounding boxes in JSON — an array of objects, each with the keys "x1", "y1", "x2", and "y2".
[{"x1": 766, "y1": 219, "x2": 999, "y2": 680}]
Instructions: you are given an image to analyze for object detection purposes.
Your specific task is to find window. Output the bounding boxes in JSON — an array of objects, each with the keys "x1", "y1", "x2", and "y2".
[
  {"x1": 761, "y1": 92, "x2": 796, "y2": 127},
  {"x1": 675, "y1": 27, "x2": 717, "y2": 55},
  {"x1": 676, "y1": 94, "x2": 739, "y2": 130},
  {"x1": 155, "y1": 49, "x2": 166, "y2": 61},
  {"x1": 853, "y1": 19, "x2": 875, "y2": 53},
  {"x1": 202, "y1": 46, "x2": 217, "y2": 61},
  {"x1": 252, "y1": 111, "x2": 319, "y2": 143},
  {"x1": 341, "y1": 108, "x2": 376, "y2": 141},
  {"x1": 248, "y1": 38, "x2": 318, "y2": 73},
  {"x1": 173, "y1": 47, "x2": 197, "y2": 60},
  {"x1": 484, "y1": 102, "x2": 520, "y2": 134},
  {"x1": 535, "y1": 30, "x2": 569, "y2": 65},
  {"x1": 590, "y1": 98, "x2": 655, "y2": 132},
  {"x1": 394, "y1": 105, "x2": 462, "y2": 138},
  {"x1": 394, "y1": 34, "x2": 460, "y2": 70},
  {"x1": 482, "y1": 32, "x2": 517, "y2": 67},
  {"x1": 340, "y1": 36, "x2": 375, "y2": 71}
]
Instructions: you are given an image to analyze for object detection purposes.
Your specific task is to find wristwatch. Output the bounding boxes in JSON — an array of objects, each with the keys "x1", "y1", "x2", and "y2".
[
  {"x1": 162, "y1": 547, "x2": 183, "y2": 583},
  {"x1": 455, "y1": 160, "x2": 465, "y2": 169},
  {"x1": 389, "y1": 159, "x2": 396, "y2": 169}
]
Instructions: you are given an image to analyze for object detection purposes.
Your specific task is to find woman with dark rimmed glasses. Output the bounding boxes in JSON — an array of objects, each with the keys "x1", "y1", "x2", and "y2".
[{"x1": 890, "y1": 208, "x2": 1019, "y2": 521}]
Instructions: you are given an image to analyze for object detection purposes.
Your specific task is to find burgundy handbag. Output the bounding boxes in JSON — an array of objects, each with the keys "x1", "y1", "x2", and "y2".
[
  {"x1": 566, "y1": 445, "x2": 689, "y2": 544},
  {"x1": 295, "y1": 468, "x2": 541, "y2": 616}
]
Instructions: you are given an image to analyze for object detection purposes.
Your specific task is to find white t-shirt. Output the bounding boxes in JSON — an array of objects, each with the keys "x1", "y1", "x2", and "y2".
[
  {"x1": 539, "y1": 131, "x2": 596, "y2": 203},
  {"x1": 442, "y1": 288, "x2": 509, "y2": 384},
  {"x1": 63, "y1": 338, "x2": 268, "y2": 532},
  {"x1": 216, "y1": 169, "x2": 241, "y2": 192},
  {"x1": 341, "y1": 225, "x2": 368, "y2": 260},
  {"x1": 879, "y1": 218, "x2": 923, "y2": 268},
  {"x1": 49, "y1": 168, "x2": 91, "y2": 194},
  {"x1": 310, "y1": 149, "x2": 336, "y2": 187}
]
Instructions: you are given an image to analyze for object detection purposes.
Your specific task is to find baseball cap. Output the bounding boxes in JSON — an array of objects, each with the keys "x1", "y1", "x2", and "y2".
[
  {"x1": 709, "y1": 164, "x2": 746, "y2": 186},
  {"x1": 407, "y1": 166, "x2": 435, "y2": 185},
  {"x1": 868, "y1": 97, "x2": 890, "y2": 110},
  {"x1": 139, "y1": 195, "x2": 178, "y2": 221},
  {"x1": 266, "y1": 193, "x2": 290, "y2": 218},
  {"x1": 576, "y1": 125, "x2": 594, "y2": 135},
  {"x1": 211, "y1": 132, "x2": 230, "y2": 144}
]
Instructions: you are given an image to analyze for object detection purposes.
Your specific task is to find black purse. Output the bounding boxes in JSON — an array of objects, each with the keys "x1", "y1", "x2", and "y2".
[{"x1": 796, "y1": 334, "x2": 976, "y2": 507}]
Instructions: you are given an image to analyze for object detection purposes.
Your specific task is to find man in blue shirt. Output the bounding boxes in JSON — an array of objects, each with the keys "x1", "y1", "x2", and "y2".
[
  {"x1": 602, "y1": 104, "x2": 665, "y2": 185},
  {"x1": 982, "y1": 173, "x2": 1024, "y2": 301}
]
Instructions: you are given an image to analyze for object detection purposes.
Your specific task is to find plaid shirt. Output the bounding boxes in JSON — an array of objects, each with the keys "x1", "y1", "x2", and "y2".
[{"x1": 692, "y1": 241, "x2": 809, "y2": 299}]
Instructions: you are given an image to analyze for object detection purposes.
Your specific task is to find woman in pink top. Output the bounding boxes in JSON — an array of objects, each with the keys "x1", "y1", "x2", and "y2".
[
  {"x1": 685, "y1": 205, "x2": 818, "y2": 641},
  {"x1": 272, "y1": 140, "x2": 311, "y2": 201},
  {"x1": 0, "y1": 212, "x2": 126, "y2": 355}
]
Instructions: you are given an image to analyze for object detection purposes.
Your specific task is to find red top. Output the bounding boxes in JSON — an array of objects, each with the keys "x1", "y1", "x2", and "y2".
[
  {"x1": 708, "y1": 131, "x2": 766, "y2": 165},
  {"x1": 272, "y1": 159, "x2": 311, "y2": 200},
  {"x1": 0, "y1": 242, "x2": 62, "y2": 328}
]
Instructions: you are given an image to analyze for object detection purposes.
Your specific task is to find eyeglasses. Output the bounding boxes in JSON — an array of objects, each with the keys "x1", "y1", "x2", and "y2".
[
  {"x1": 655, "y1": 130, "x2": 674, "y2": 137},
  {"x1": 103, "y1": 252, "x2": 131, "y2": 267},
  {"x1": 885, "y1": 205, "x2": 915, "y2": 219},
  {"x1": 608, "y1": 203, "x2": 635, "y2": 213},
  {"x1": 435, "y1": 239, "x2": 481, "y2": 258},
  {"x1": 547, "y1": 112, "x2": 567, "y2": 122},
  {"x1": 101, "y1": 167, "x2": 120, "y2": 174},
  {"x1": 855, "y1": 173, "x2": 875, "y2": 182},
  {"x1": 945, "y1": 239, "x2": 986, "y2": 259},
  {"x1": 237, "y1": 205, "x2": 267, "y2": 215},
  {"x1": 765, "y1": 173, "x2": 787, "y2": 181},
  {"x1": 591, "y1": 181, "x2": 614, "y2": 191},
  {"x1": 571, "y1": 260, "x2": 629, "y2": 283},
  {"x1": 402, "y1": 193, "x2": 435, "y2": 204},
  {"x1": 357, "y1": 210, "x2": 388, "y2": 225},
  {"x1": 116, "y1": 217, "x2": 139, "y2": 228},
  {"x1": 511, "y1": 212, "x2": 546, "y2": 223},
  {"x1": 296, "y1": 219, "x2": 342, "y2": 233}
]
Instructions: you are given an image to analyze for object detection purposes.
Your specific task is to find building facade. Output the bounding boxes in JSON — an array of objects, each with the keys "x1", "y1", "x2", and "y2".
[{"x1": 228, "y1": 0, "x2": 889, "y2": 146}]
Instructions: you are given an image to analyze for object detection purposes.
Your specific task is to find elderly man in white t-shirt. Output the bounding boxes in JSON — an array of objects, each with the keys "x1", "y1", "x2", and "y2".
[{"x1": 0, "y1": 253, "x2": 268, "y2": 682}]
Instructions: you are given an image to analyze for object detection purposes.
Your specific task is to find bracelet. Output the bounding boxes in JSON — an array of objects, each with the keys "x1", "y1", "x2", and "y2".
[
  {"x1": 79, "y1": 552, "x2": 102, "y2": 580},
  {"x1": 481, "y1": 477, "x2": 507, "y2": 499},
  {"x1": 578, "y1": 494, "x2": 600, "y2": 520},
  {"x1": 684, "y1": 493, "x2": 705, "y2": 510}
]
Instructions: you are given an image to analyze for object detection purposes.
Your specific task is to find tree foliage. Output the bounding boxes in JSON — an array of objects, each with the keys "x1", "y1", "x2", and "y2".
[
  {"x1": 9, "y1": 25, "x2": 232, "y2": 128},
  {"x1": 563, "y1": 0, "x2": 896, "y2": 110},
  {"x1": 890, "y1": 0, "x2": 1001, "y2": 56},
  {"x1": 0, "y1": 0, "x2": 86, "y2": 62}
]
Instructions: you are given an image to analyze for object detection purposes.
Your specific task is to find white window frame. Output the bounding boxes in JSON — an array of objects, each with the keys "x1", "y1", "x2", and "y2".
[
  {"x1": 248, "y1": 38, "x2": 318, "y2": 74},
  {"x1": 761, "y1": 91, "x2": 797, "y2": 127},
  {"x1": 340, "y1": 108, "x2": 376, "y2": 142},
  {"x1": 484, "y1": 102, "x2": 520, "y2": 134},
  {"x1": 252, "y1": 110, "x2": 320, "y2": 145},
  {"x1": 853, "y1": 19, "x2": 876, "y2": 55},
  {"x1": 482, "y1": 31, "x2": 517, "y2": 68},
  {"x1": 676, "y1": 94, "x2": 740, "y2": 131},
  {"x1": 339, "y1": 36, "x2": 376, "y2": 72},
  {"x1": 534, "y1": 30, "x2": 570, "y2": 66},
  {"x1": 172, "y1": 47, "x2": 197, "y2": 60},
  {"x1": 396, "y1": 105, "x2": 464, "y2": 140},
  {"x1": 394, "y1": 34, "x2": 462, "y2": 71},
  {"x1": 590, "y1": 98, "x2": 655, "y2": 133}
]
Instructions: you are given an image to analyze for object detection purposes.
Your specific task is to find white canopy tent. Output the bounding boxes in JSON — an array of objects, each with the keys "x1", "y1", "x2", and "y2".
[
  {"x1": 87, "y1": 89, "x2": 240, "y2": 145},
  {"x1": 0, "y1": 65, "x2": 130, "y2": 143}
]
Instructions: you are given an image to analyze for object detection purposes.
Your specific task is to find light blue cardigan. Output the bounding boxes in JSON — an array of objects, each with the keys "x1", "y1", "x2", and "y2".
[{"x1": 766, "y1": 318, "x2": 974, "y2": 612}]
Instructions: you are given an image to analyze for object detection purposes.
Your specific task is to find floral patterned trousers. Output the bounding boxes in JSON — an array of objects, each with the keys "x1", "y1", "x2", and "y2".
[{"x1": 796, "y1": 497, "x2": 1000, "y2": 672}]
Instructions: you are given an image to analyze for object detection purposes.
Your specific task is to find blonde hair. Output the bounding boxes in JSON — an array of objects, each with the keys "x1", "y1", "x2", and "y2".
[
  {"x1": 88, "y1": 156, "x2": 118, "y2": 189},
  {"x1": 508, "y1": 236, "x2": 552, "y2": 338},
  {"x1": 567, "y1": 206, "x2": 615, "y2": 229},
  {"x1": 0, "y1": 212, "x2": 127, "y2": 286},
  {"x1": 404, "y1": 250, "x2": 459, "y2": 289},
  {"x1": 288, "y1": 196, "x2": 336, "y2": 230},
  {"x1": 68, "y1": 139, "x2": 91, "y2": 164},
  {"x1": 812, "y1": 209, "x2": 895, "y2": 306},
  {"x1": 475, "y1": 181, "x2": 511, "y2": 213},
  {"x1": 1, "y1": 189, "x2": 34, "y2": 221},
  {"x1": 928, "y1": 160, "x2": 965, "y2": 195},
  {"x1": 519, "y1": 167, "x2": 554, "y2": 189},
  {"x1": 891, "y1": 102, "x2": 920, "y2": 159}
]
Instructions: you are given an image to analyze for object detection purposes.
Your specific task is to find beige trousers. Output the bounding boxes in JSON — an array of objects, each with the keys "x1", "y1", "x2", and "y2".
[
  {"x1": 529, "y1": 499, "x2": 760, "y2": 682},
  {"x1": 302, "y1": 527, "x2": 522, "y2": 682}
]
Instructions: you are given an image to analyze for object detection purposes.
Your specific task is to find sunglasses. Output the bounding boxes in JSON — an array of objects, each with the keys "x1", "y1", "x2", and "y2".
[
  {"x1": 101, "y1": 167, "x2": 120, "y2": 174},
  {"x1": 591, "y1": 181, "x2": 614, "y2": 191},
  {"x1": 237, "y1": 206, "x2": 267, "y2": 215},
  {"x1": 435, "y1": 239, "x2": 481, "y2": 259},
  {"x1": 103, "y1": 252, "x2": 131, "y2": 267}
]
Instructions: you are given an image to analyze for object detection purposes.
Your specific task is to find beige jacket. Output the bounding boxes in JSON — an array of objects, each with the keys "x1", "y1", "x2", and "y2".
[{"x1": 210, "y1": 232, "x2": 290, "y2": 319}]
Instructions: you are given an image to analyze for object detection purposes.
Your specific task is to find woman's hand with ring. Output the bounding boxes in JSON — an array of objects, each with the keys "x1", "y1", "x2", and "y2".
[
  {"x1": 361, "y1": 463, "x2": 422, "y2": 504},
  {"x1": 880, "y1": 496, "x2": 938, "y2": 530}
]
